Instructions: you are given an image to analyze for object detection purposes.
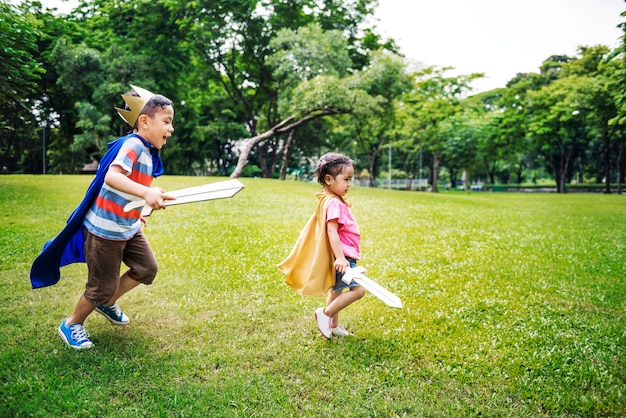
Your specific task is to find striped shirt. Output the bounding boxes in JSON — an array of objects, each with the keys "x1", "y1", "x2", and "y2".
[{"x1": 84, "y1": 135, "x2": 154, "y2": 240}]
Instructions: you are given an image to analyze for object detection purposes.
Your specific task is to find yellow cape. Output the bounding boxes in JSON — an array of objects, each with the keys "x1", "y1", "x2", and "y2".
[{"x1": 277, "y1": 191, "x2": 339, "y2": 297}]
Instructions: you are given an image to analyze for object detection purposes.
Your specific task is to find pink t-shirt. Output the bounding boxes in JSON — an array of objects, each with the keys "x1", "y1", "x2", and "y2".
[{"x1": 326, "y1": 197, "x2": 361, "y2": 260}]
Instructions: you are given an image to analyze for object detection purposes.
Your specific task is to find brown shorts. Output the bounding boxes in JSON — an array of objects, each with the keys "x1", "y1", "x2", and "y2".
[{"x1": 83, "y1": 228, "x2": 158, "y2": 305}]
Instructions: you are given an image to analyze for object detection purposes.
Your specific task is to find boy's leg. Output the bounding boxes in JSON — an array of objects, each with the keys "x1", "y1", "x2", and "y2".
[
  {"x1": 105, "y1": 271, "x2": 141, "y2": 306},
  {"x1": 60, "y1": 293, "x2": 98, "y2": 350},
  {"x1": 95, "y1": 231, "x2": 157, "y2": 325},
  {"x1": 107, "y1": 230, "x2": 158, "y2": 306},
  {"x1": 77, "y1": 230, "x2": 125, "y2": 321},
  {"x1": 94, "y1": 271, "x2": 139, "y2": 326},
  {"x1": 120, "y1": 230, "x2": 158, "y2": 289},
  {"x1": 67, "y1": 295, "x2": 97, "y2": 325}
]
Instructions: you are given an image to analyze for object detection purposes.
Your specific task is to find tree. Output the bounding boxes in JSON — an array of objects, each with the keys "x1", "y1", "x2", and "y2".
[
  {"x1": 606, "y1": 11, "x2": 626, "y2": 192},
  {"x1": 178, "y1": 0, "x2": 382, "y2": 178},
  {"x1": 229, "y1": 71, "x2": 381, "y2": 178},
  {"x1": 523, "y1": 46, "x2": 616, "y2": 193},
  {"x1": 526, "y1": 75, "x2": 601, "y2": 192},
  {"x1": 345, "y1": 50, "x2": 412, "y2": 186},
  {"x1": 402, "y1": 66, "x2": 483, "y2": 192},
  {"x1": 268, "y1": 23, "x2": 353, "y2": 179},
  {"x1": 0, "y1": 1, "x2": 44, "y2": 172},
  {"x1": 441, "y1": 104, "x2": 494, "y2": 189}
]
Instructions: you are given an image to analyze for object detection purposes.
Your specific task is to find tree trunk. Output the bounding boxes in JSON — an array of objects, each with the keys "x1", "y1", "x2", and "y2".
[
  {"x1": 617, "y1": 135, "x2": 624, "y2": 194},
  {"x1": 279, "y1": 129, "x2": 296, "y2": 180},
  {"x1": 230, "y1": 109, "x2": 347, "y2": 179},
  {"x1": 368, "y1": 154, "x2": 376, "y2": 187},
  {"x1": 462, "y1": 169, "x2": 468, "y2": 192},
  {"x1": 557, "y1": 155, "x2": 566, "y2": 193},
  {"x1": 449, "y1": 167, "x2": 457, "y2": 188},
  {"x1": 431, "y1": 152, "x2": 440, "y2": 192},
  {"x1": 604, "y1": 128, "x2": 611, "y2": 194},
  {"x1": 258, "y1": 144, "x2": 269, "y2": 177},
  {"x1": 551, "y1": 146, "x2": 573, "y2": 193},
  {"x1": 268, "y1": 137, "x2": 281, "y2": 178},
  {"x1": 515, "y1": 165, "x2": 524, "y2": 184},
  {"x1": 231, "y1": 132, "x2": 274, "y2": 179},
  {"x1": 482, "y1": 157, "x2": 496, "y2": 184}
]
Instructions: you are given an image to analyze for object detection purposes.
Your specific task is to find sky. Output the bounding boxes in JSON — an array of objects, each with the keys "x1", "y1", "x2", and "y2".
[
  {"x1": 27, "y1": 0, "x2": 626, "y2": 93},
  {"x1": 374, "y1": 0, "x2": 625, "y2": 92}
]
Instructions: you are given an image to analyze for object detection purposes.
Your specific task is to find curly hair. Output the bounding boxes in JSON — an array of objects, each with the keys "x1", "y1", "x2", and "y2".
[{"x1": 315, "y1": 152, "x2": 355, "y2": 185}]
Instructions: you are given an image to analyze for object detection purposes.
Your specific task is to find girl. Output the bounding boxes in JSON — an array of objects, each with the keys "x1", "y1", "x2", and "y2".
[{"x1": 279, "y1": 152, "x2": 366, "y2": 339}]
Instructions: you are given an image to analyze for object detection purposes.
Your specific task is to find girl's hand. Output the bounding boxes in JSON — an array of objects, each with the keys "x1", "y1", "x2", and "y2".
[{"x1": 334, "y1": 257, "x2": 350, "y2": 274}]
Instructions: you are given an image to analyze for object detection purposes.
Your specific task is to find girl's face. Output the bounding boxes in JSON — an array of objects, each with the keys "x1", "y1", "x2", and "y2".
[
  {"x1": 324, "y1": 165, "x2": 354, "y2": 197},
  {"x1": 136, "y1": 106, "x2": 175, "y2": 150}
]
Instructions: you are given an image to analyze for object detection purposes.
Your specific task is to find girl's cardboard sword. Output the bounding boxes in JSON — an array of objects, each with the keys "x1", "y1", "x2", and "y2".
[
  {"x1": 124, "y1": 179, "x2": 245, "y2": 217},
  {"x1": 341, "y1": 266, "x2": 403, "y2": 308}
]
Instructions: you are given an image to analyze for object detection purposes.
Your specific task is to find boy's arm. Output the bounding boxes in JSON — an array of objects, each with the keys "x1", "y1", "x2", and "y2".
[
  {"x1": 105, "y1": 165, "x2": 175, "y2": 210},
  {"x1": 327, "y1": 219, "x2": 349, "y2": 274}
]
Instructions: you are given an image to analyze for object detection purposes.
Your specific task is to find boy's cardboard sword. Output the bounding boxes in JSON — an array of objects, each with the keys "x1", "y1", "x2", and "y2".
[
  {"x1": 342, "y1": 266, "x2": 403, "y2": 308},
  {"x1": 124, "y1": 179, "x2": 245, "y2": 217}
]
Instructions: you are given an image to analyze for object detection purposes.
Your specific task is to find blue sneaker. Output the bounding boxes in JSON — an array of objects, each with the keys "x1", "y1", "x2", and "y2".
[
  {"x1": 95, "y1": 302, "x2": 130, "y2": 325},
  {"x1": 58, "y1": 320, "x2": 93, "y2": 350}
]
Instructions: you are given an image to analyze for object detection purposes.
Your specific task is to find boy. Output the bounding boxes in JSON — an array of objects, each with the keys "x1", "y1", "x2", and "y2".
[{"x1": 32, "y1": 85, "x2": 175, "y2": 349}]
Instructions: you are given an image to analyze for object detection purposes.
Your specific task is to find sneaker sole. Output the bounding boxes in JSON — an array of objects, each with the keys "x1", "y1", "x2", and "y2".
[
  {"x1": 331, "y1": 328, "x2": 349, "y2": 337},
  {"x1": 95, "y1": 308, "x2": 130, "y2": 326},
  {"x1": 57, "y1": 326, "x2": 93, "y2": 350}
]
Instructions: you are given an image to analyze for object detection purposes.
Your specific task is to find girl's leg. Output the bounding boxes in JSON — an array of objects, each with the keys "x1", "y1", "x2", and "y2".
[
  {"x1": 325, "y1": 286, "x2": 366, "y2": 328},
  {"x1": 326, "y1": 290, "x2": 341, "y2": 328}
]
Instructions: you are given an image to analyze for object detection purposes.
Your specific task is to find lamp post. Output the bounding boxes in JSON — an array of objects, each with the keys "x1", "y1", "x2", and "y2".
[
  {"x1": 419, "y1": 145, "x2": 423, "y2": 189},
  {"x1": 42, "y1": 120, "x2": 46, "y2": 174},
  {"x1": 388, "y1": 144, "x2": 391, "y2": 190}
]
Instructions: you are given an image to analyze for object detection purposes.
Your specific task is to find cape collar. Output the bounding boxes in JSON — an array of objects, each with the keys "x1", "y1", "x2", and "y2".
[{"x1": 114, "y1": 133, "x2": 164, "y2": 177}]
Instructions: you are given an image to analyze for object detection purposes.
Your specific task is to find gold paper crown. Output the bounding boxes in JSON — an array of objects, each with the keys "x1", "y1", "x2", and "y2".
[{"x1": 115, "y1": 85, "x2": 155, "y2": 127}]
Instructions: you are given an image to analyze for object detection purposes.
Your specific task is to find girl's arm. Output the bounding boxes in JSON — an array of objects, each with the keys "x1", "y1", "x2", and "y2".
[{"x1": 327, "y1": 219, "x2": 349, "y2": 274}]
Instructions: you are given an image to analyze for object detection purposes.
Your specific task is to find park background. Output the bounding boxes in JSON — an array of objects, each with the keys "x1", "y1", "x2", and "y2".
[
  {"x1": 1, "y1": 1, "x2": 626, "y2": 415},
  {"x1": 1, "y1": 1, "x2": 626, "y2": 193}
]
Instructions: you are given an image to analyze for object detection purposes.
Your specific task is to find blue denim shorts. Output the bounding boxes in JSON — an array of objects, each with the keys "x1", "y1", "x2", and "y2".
[{"x1": 332, "y1": 258, "x2": 361, "y2": 293}]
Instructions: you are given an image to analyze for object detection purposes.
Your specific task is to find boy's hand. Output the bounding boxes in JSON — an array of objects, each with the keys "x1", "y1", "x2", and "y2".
[
  {"x1": 143, "y1": 187, "x2": 176, "y2": 210},
  {"x1": 105, "y1": 166, "x2": 175, "y2": 211}
]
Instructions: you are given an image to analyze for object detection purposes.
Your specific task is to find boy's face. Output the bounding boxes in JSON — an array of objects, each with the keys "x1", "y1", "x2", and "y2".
[{"x1": 136, "y1": 105, "x2": 174, "y2": 150}]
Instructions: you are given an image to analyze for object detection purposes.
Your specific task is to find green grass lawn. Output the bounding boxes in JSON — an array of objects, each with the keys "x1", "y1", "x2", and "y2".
[{"x1": 1, "y1": 175, "x2": 625, "y2": 417}]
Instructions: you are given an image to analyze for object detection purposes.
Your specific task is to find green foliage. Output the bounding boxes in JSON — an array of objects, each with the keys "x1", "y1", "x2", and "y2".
[
  {"x1": 0, "y1": 1, "x2": 44, "y2": 106},
  {"x1": 526, "y1": 73, "x2": 608, "y2": 191},
  {"x1": 1, "y1": 175, "x2": 625, "y2": 416},
  {"x1": 73, "y1": 101, "x2": 114, "y2": 156},
  {"x1": 1, "y1": 0, "x2": 625, "y2": 191},
  {"x1": 269, "y1": 23, "x2": 352, "y2": 85},
  {"x1": 399, "y1": 66, "x2": 484, "y2": 191}
]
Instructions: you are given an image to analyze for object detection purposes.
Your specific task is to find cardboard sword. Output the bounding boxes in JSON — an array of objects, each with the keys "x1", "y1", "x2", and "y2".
[
  {"x1": 342, "y1": 266, "x2": 403, "y2": 308},
  {"x1": 123, "y1": 179, "x2": 245, "y2": 217}
]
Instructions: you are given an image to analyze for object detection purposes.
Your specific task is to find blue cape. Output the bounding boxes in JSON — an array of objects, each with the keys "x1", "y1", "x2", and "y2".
[{"x1": 29, "y1": 133, "x2": 163, "y2": 289}]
